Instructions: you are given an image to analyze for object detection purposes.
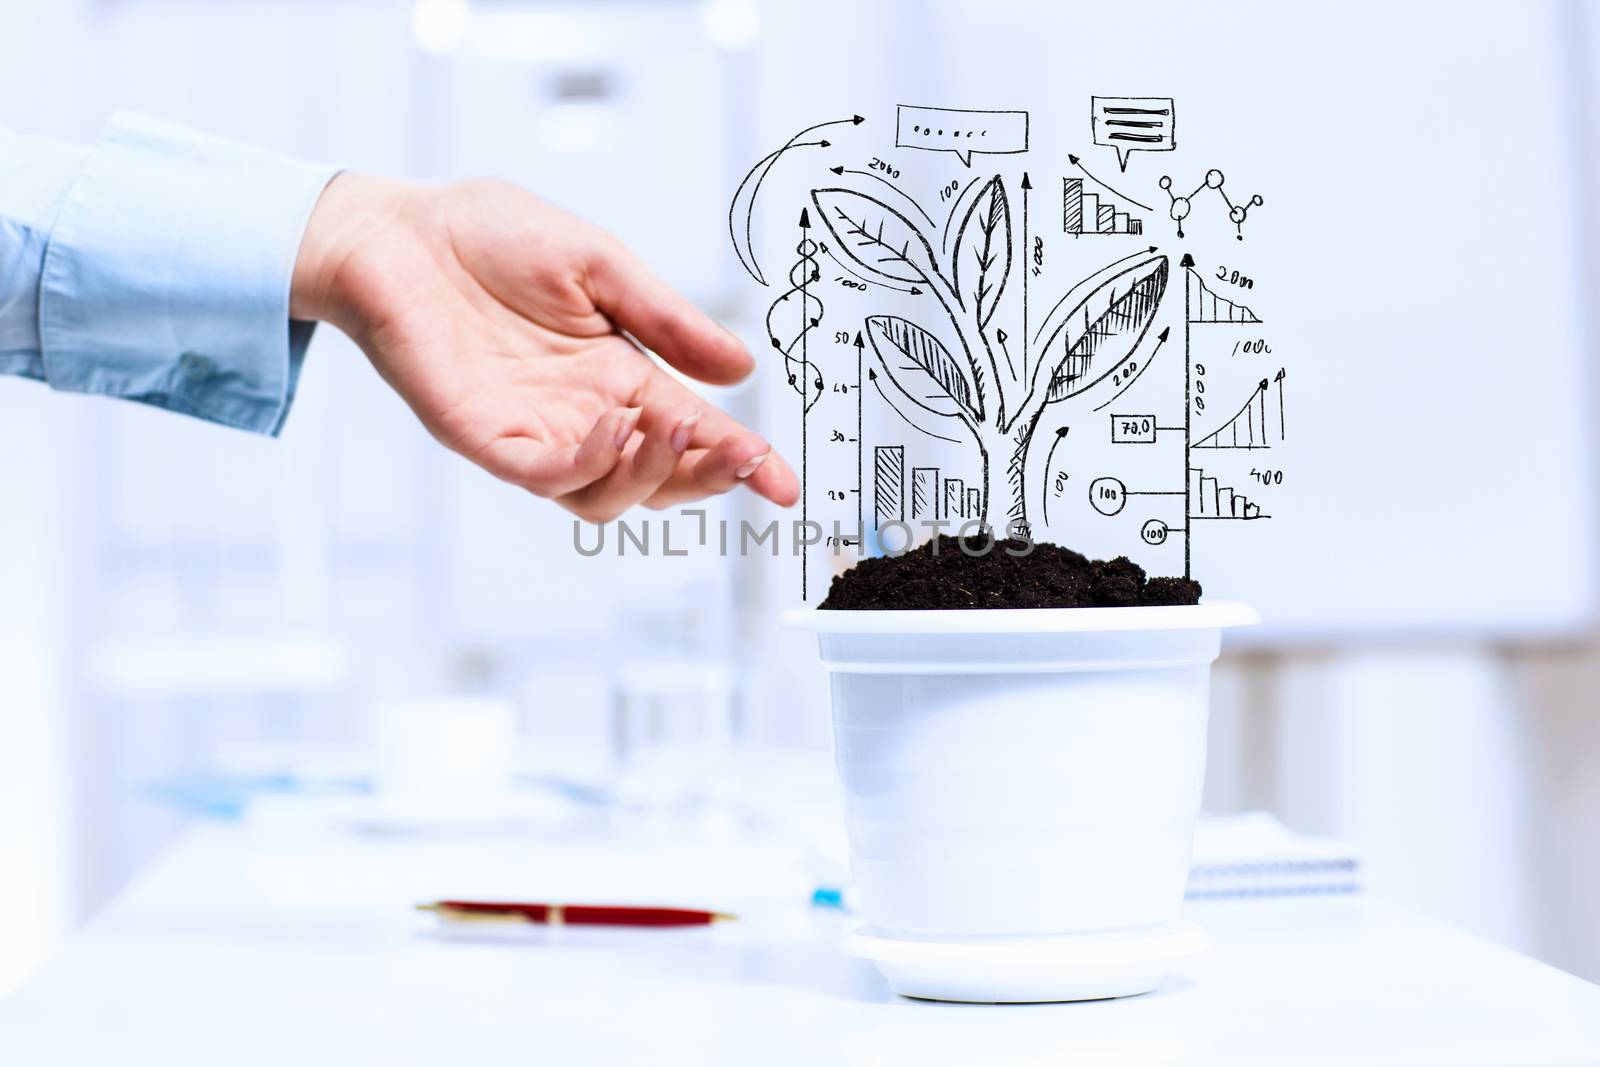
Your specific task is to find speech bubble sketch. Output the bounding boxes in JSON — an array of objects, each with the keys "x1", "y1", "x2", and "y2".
[
  {"x1": 1091, "y1": 96, "x2": 1175, "y2": 171},
  {"x1": 895, "y1": 105, "x2": 1028, "y2": 167}
]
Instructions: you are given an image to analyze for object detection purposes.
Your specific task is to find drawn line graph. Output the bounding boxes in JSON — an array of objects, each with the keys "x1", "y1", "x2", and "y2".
[
  {"x1": 1185, "y1": 263, "x2": 1261, "y2": 323},
  {"x1": 1194, "y1": 369, "x2": 1286, "y2": 450},
  {"x1": 1160, "y1": 168, "x2": 1262, "y2": 241}
]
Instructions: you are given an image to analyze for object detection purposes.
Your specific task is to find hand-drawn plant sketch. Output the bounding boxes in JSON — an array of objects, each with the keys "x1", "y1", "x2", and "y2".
[
  {"x1": 813, "y1": 177, "x2": 1167, "y2": 532},
  {"x1": 722, "y1": 98, "x2": 1283, "y2": 597}
]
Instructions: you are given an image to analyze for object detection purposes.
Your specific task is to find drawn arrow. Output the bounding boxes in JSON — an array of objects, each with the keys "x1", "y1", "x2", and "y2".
[
  {"x1": 1041, "y1": 425, "x2": 1069, "y2": 523},
  {"x1": 728, "y1": 115, "x2": 864, "y2": 286},
  {"x1": 1020, "y1": 171, "x2": 1031, "y2": 382},
  {"x1": 829, "y1": 165, "x2": 936, "y2": 227},
  {"x1": 1033, "y1": 245, "x2": 1160, "y2": 347},
  {"x1": 731, "y1": 140, "x2": 829, "y2": 283},
  {"x1": 799, "y1": 208, "x2": 812, "y2": 600},
  {"x1": 855, "y1": 331, "x2": 865, "y2": 535},
  {"x1": 1068, "y1": 153, "x2": 1153, "y2": 212},
  {"x1": 868, "y1": 367, "x2": 963, "y2": 443},
  {"x1": 1180, "y1": 251, "x2": 1196, "y2": 271},
  {"x1": 1093, "y1": 325, "x2": 1170, "y2": 411},
  {"x1": 1275, "y1": 367, "x2": 1286, "y2": 439},
  {"x1": 800, "y1": 204, "x2": 815, "y2": 400},
  {"x1": 996, "y1": 328, "x2": 1017, "y2": 380}
]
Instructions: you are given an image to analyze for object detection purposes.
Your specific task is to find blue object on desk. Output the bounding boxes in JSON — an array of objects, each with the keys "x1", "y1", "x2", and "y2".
[
  {"x1": 142, "y1": 772, "x2": 371, "y2": 820},
  {"x1": 811, "y1": 886, "x2": 847, "y2": 910}
]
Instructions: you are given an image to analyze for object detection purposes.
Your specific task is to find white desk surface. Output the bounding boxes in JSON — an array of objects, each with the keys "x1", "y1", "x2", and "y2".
[{"x1": 3, "y1": 805, "x2": 1598, "y2": 1067}]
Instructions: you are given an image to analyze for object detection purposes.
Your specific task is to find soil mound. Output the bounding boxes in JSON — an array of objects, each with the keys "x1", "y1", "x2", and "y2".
[{"x1": 818, "y1": 536, "x2": 1201, "y2": 610}]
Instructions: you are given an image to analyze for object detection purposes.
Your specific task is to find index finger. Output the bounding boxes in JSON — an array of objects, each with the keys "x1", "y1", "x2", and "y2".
[{"x1": 585, "y1": 238, "x2": 756, "y2": 386}]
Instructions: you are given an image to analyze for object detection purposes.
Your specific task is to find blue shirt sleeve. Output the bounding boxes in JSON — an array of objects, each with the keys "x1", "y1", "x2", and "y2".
[
  {"x1": 2, "y1": 114, "x2": 339, "y2": 435},
  {"x1": 0, "y1": 129, "x2": 86, "y2": 383}
]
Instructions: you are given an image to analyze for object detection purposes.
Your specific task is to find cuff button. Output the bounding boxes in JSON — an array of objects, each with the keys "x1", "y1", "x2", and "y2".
[{"x1": 180, "y1": 353, "x2": 214, "y2": 382}]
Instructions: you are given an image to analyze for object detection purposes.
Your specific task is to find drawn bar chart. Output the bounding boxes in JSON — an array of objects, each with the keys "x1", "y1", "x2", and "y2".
[
  {"x1": 1064, "y1": 178, "x2": 1144, "y2": 236},
  {"x1": 1189, "y1": 467, "x2": 1268, "y2": 520},
  {"x1": 884, "y1": 460, "x2": 980, "y2": 522},
  {"x1": 1185, "y1": 267, "x2": 1260, "y2": 323},
  {"x1": 1194, "y1": 370, "x2": 1285, "y2": 450},
  {"x1": 873, "y1": 446, "x2": 905, "y2": 526}
]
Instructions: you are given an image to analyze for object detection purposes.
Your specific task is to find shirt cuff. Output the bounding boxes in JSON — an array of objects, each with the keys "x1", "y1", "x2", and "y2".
[
  {"x1": 38, "y1": 113, "x2": 340, "y2": 436},
  {"x1": 0, "y1": 129, "x2": 89, "y2": 380}
]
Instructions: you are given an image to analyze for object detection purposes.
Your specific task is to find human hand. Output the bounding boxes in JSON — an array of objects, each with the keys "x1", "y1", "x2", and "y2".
[{"x1": 290, "y1": 173, "x2": 798, "y2": 521}]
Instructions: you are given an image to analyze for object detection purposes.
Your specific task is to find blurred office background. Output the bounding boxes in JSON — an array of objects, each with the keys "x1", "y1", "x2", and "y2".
[{"x1": 1, "y1": 0, "x2": 1597, "y2": 995}]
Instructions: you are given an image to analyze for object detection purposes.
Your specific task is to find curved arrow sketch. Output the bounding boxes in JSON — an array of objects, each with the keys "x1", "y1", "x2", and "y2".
[
  {"x1": 1041, "y1": 426, "x2": 1069, "y2": 523},
  {"x1": 728, "y1": 115, "x2": 863, "y2": 286},
  {"x1": 829, "y1": 165, "x2": 936, "y2": 227}
]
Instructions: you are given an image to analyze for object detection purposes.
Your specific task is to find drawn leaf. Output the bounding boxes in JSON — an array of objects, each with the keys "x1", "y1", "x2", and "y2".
[
  {"x1": 866, "y1": 315, "x2": 982, "y2": 423},
  {"x1": 952, "y1": 176, "x2": 1011, "y2": 331},
  {"x1": 1037, "y1": 255, "x2": 1168, "y2": 404},
  {"x1": 811, "y1": 188, "x2": 943, "y2": 287}
]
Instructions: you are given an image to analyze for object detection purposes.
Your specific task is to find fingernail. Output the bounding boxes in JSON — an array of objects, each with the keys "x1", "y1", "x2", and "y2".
[
  {"x1": 670, "y1": 411, "x2": 700, "y2": 454},
  {"x1": 735, "y1": 452, "x2": 769, "y2": 479},
  {"x1": 614, "y1": 409, "x2": 640, "y2": 451}
]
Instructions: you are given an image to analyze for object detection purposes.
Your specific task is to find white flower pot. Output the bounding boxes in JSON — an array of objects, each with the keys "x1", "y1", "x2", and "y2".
[{"x1": 786, "y1": 602, "x2": 1258, "y2": 1002}]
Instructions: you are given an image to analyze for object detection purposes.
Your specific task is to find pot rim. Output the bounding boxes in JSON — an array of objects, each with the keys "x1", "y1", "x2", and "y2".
[{"x1": 782, "y1": 599, "x2": 1258, "y2": 635}]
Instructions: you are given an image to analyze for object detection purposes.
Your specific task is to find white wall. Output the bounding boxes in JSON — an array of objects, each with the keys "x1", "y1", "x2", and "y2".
[{"x1": 0, "y1": 0, "x2": 93, "y2": 997}]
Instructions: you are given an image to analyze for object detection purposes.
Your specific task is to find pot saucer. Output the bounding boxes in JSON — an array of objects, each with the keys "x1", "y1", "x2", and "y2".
[{"x1": 842, "y1": 920, "x2": 1207, "y2": 1003}]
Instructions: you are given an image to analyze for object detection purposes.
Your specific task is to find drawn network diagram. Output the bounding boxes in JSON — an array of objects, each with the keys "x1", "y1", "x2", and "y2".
[{"x1": 726, "y1": 97, "x2": 1285, "y2": 598}]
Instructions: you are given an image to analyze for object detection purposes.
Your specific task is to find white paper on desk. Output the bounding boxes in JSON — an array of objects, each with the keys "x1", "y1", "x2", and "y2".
[{"x1": 1187, "y1": 812, "x2": 1361, "y2": 901}]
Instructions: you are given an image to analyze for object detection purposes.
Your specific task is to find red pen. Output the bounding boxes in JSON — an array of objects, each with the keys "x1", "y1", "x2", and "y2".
[{"x1": 417, "y1": 900, "x2": 736, "y2": 927}]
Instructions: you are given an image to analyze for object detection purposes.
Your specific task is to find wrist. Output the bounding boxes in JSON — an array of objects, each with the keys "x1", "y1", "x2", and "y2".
[{"x1": 290, "y1": 171, "x2": 413, "y2": 327}]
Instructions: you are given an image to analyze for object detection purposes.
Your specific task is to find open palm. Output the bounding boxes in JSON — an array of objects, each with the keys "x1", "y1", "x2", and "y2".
[{"x1": 292, "y1": 175, "x2": 797, "y2": 521}]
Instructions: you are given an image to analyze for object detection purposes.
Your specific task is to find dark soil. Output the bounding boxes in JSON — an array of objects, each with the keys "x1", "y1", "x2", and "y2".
[{"x1": 818, "y1": 536, "x2": 1202, "y2": 610}]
